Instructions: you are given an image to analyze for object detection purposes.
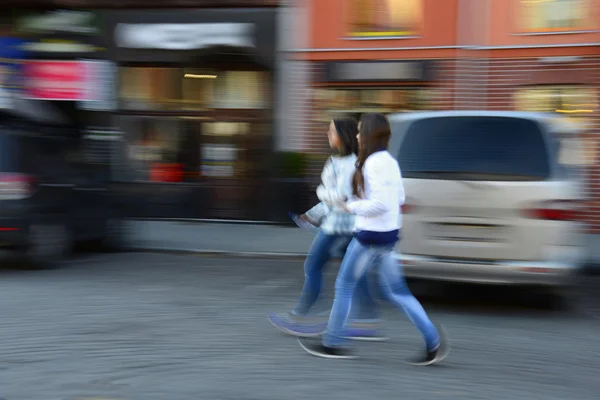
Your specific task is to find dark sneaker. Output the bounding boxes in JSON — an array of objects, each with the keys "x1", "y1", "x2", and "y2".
[
  {"x1": 298, "y1": 338, "x2": 357, "y2": 359},
  {"x1": 408, "y1": 325, "x2": 450, "y2": 366},
  {"x1": 268, "y1": 312, "x2": 327, "y2": 338}
]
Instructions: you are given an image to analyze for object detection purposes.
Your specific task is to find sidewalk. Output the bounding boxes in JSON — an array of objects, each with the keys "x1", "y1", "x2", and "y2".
[
  {"x1": 124, "y1": 220, "x2": 600, "y2": 272},
  {"x1": 124, "y1": 220, "x2": 314, "y2": 257}
]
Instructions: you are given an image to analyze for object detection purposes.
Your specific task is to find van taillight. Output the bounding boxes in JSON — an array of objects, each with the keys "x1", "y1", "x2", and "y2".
[
  {"x1": 523, "y1": 201, "x2": 580, "y2": 221},
  {"x1": 0, "y1": 173, "x2": 36, "y2": 200}
]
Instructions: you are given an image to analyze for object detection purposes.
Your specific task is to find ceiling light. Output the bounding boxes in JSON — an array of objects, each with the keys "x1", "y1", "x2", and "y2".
[{"x1": 184, "y1": 74, "x2": 217, "y2": 79}]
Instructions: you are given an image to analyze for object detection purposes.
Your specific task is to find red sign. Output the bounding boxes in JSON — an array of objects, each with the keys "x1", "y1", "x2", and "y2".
[{"x1": 24, "y1": 61, "x2": 86, "y2": 101}]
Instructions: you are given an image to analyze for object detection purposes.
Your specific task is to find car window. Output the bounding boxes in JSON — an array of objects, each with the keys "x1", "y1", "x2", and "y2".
[
  {"x1": 397, "y1": 116, "x2": 551, "y2": 181},
  {"x1": 0, "y1": 132, "x2": 20, "y2": 173}
]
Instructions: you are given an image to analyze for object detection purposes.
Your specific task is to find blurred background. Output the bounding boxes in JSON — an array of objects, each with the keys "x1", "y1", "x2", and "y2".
[
  {"x1": 0, "y1": 1, "x2": 600, "y2": 399},
  {"x1": 1, "y1": 1, "x2": 598, "y2": 223}
]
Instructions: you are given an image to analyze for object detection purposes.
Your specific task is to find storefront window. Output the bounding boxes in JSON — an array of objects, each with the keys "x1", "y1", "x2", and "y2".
[
  {"x1": 517, "y1": 0, "x2": 593, "y2": 33},
  {"x1": 346, "y1": 0, "x2": 423, "y2": 37},
  {"x1": 315, "y1": 88, "x2": 438, "y2": 122},
  {"x1": 514, "y1": 86, "x2": 597, "y2": 129},
  {"x1": 119, "y1": 67, "x2": 270, "y2": 111},
  {"x1": 118, "y1": 116, "x2": 266, "y2": 182}
]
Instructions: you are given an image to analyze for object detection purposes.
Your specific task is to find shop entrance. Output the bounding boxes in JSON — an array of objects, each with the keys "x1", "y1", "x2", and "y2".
[{"x1": 116, "y1": 48, "x2": 274, "y2": 220}]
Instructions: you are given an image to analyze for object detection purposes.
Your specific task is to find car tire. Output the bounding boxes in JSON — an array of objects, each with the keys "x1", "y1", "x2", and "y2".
[
  {"x1": 24, "y1": 221, "x2": 72, "y2": 269},
  {"x1": 538, "y1": 283, "x2": 582, "y2": 314}
]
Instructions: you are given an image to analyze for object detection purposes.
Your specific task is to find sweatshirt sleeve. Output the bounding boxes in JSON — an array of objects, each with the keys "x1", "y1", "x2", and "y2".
[
  {"x1": 345, "y1": 157, "x2": 390, "y2": 217},
  {"x1": 316, "y1": 158, "x2": 346, "y2": 207},
  {"x1": 305, "y1": 201, "x2": 329, "y2": 224}
]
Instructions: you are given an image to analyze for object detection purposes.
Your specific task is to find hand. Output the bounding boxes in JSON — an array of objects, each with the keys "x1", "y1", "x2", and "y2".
[{"x1": 343, "y1": 204, "x2": 352, "y2": 214}]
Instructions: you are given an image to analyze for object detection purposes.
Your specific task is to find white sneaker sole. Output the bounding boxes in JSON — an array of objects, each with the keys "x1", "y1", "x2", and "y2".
[
  {"x1": 345, "y1": 335, "x2": 389, "y2": 342},
  {"x1": 298, "y1": 338, "x2": 358, "y2": 360}
]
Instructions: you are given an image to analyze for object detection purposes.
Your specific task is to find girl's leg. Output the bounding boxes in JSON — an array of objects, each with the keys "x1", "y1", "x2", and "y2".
[
  {"x1": 268, "y1": 231, "x2": 338, "y2": 337},
  {"x1": 352, "y1": 272, "x2": 381, "y2": 321},
  {"x1": 292, "y1": 231, "x2": 338, "y2": 315},
  {"x1": 323, "y1": 239, "x2": 377, "y2": 348},
  {"x1": 377, "y1": 250, "x2": 440, "y2": 351}
]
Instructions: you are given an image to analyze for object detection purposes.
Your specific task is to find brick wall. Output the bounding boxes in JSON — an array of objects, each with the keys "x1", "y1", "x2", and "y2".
[{"x1": 292, "y1": 56, "x2": 600, "y2": 230}]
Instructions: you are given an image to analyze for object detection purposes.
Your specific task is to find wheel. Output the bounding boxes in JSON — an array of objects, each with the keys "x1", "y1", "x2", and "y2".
[
  {"x1": 536, "y1": 283, "x2": 582, "y2": 314},
  {"x1": 23, "y1": 222, "x2": 72, "y2": 269}
]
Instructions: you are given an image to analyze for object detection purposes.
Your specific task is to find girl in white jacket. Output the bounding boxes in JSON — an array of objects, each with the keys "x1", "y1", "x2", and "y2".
[{"x1": 269, "y1": 118, "x2": 383, "y2": 340}]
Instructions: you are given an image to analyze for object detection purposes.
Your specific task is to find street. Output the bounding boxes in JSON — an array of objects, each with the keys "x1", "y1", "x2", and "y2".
[{"x1": 0, "y1": 252, "x2": 599, "y2": 400}]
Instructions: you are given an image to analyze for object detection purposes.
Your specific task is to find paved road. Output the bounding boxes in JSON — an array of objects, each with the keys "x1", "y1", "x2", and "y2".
[{"x1": 0, "y1": 252, "x2": 599, "y2": 400}]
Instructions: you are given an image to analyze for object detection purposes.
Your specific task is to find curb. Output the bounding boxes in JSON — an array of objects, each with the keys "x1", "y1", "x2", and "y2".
[{"x1": 125, "y1": 245, "x2": 308, "y2": 260}]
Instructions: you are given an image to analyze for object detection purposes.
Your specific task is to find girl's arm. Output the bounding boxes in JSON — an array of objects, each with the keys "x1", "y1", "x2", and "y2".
[
  {"x1": 305, "y1": 202, "x2": 329, "y2": 225},
  {"x1": 316, "y1": 158, "x2": 346, "y2": 207}
]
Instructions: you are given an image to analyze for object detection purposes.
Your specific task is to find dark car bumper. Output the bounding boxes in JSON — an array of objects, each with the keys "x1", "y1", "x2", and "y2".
[{"x1": 0, "y1": 217, "x2": 30, "y2": 249}]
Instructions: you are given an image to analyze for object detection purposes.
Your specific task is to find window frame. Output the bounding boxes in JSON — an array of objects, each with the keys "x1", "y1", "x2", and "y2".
[
  {"x1": 314, "y1": 86, "x2": 440, "y2": 122},
  {"x1": 117, "y1": 64, "x2": 272, "y2": 113},
  {"x1": 343, "y1": 0, "x2": 424, "y2": 39},
  {"x1": 513, "y1": 85, "x2": 597, "y2": 130},
  {"x1": 514, "y1": 0, "x2": 596, "y2": 35}
]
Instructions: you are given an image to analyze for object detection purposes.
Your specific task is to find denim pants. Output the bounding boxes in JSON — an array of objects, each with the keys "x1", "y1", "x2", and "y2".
[
  {"x1": 323, "y1": 238, "x2": 440, "y2": 350},
  {"x1": 293, "y1": 231, "x2": 380, "y2": 321}
]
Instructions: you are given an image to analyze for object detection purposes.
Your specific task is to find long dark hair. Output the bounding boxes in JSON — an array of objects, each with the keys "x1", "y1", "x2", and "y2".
[
  {"x1": 352, "y1": 113, "x2": 391, "y2": 197},
  {"x1": 332, "y1": 118, "x2": 359, "y2": 156}
]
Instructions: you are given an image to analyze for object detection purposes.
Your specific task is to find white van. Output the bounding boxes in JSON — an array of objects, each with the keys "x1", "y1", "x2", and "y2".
[{"x1": 388, "y1": 111, "x2": 586, "y2": 293}]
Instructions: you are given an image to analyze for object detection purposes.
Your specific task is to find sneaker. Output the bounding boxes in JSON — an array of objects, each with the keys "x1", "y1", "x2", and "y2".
[
  {"x1": 298, "y1": 338, "x2": 357, "y2": 359},
  {"x1": 407, "y1": 325, "x2": 450, "y2": 366},
  {"x1": 268, "y1": 312, "x2": 327, "y2": 338}
]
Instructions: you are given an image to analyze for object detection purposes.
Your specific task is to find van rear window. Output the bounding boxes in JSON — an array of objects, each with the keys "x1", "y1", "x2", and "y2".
[{"x1": 398, "y1": 116, "x2": 551, "y2": 181}]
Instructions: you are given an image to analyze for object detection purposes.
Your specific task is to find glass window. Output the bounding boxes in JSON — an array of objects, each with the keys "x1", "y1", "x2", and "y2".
[
  {"x1": 346, "y1": 0, "x2": 423, "y2": 37},
  {"x1": 398, "y1": 116, "x2": 551, "y2": 181},
  {"x1": 181, "y1": 68, "x2": 216, "y2": 111},
  {"x1": 119, "y1": 67, "x2": 270, "y2": 111},
  {"x1": 514, "y1": 86, "x2": 597, "y2": 129},
  {"x1": 517, "y1": 0, "x2": 593, "y2": 32},
  {"x1": 315, "y1": 88, "x2": 438, "y2": 122},
  {"x1": 119, "y1": 68, "x2": 182, "y2": 111},
  {"x1": 119, "y1": 116, "x2": 263, "y2": 182}
]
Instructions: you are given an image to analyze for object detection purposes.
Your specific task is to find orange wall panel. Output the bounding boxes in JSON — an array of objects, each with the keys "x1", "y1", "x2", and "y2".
[{"x1": 488, "y1": 0, "x2": 600, "y2": 46}]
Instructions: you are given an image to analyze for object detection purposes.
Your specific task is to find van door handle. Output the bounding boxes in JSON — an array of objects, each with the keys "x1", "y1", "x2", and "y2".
[{"x1": 39, "y1": 183, "x2": 75, "y2": 188}]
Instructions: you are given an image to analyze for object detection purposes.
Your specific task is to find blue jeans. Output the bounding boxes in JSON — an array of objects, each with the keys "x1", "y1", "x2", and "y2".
[
  {"x1": 293, "y1": 231, "x2": 380, "y2": 321},
  {"x1": 323, "y1": 238, "x2": 440, "y2": 350}
]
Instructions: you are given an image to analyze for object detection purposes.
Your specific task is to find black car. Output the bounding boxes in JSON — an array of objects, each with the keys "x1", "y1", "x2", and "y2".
[{"x1": 0, "y1": 97, "x2": 125, "y2": 268}]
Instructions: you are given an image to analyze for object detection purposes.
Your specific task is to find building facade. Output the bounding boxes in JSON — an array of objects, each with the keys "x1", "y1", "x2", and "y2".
[
  {"x1": 288, "y1": 0, "x2": 600, "y2": 230},
  {"x1": 1, "y1": 0, "x2": 288, "y2": 222}
]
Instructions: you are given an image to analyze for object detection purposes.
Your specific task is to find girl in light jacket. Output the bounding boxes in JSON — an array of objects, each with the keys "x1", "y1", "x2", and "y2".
[
  {"x1": 298, "y1": 113, "x2": 450, "y2": 364},
  {"x1": 269, "y1": 118, "x2": 384, "y2": 340}
]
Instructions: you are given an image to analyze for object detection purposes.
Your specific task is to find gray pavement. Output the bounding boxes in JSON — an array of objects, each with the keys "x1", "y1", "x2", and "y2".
[{"x1": 0, "y1": 252, "x2": 599, "y2": 400}]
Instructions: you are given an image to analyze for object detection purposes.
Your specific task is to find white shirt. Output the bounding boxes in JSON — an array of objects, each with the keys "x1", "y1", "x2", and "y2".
[{"x1": 346, "y1": 151, "x2": 405, "y2": 232}]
